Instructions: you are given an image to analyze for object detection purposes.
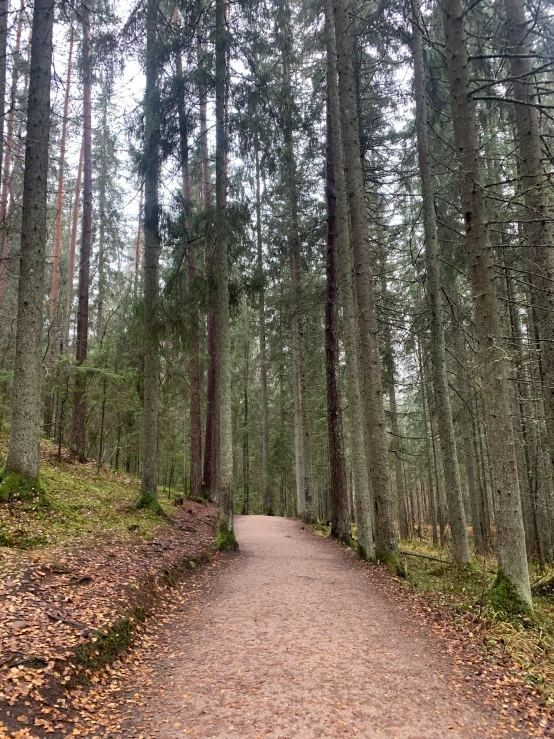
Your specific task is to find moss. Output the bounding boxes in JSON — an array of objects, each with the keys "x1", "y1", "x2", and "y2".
[
  {"x1": 488, "y1": 568, "x2": 534, "y2": 620},
  {"x1": 0, "y1": 468, "x2": 47, "y2": 504},
  {"x1": 379, "y1": 550, "x2": 407, "y2": 578},
  {"x1": 74, "y1": 611, "x2": 145, "y2": 681},
  {"x1": 213, "y1": 520, "x2": 239, "y2": 551},
  {"x1": 191, "y1": 496, "x2": 208, "y2": 506},
  {"x1": 358, "y1": 543, "x2": 375, "y2": 563},
  {"x1": 134, "y1": 490, "x2": 163, "y2": 514}
]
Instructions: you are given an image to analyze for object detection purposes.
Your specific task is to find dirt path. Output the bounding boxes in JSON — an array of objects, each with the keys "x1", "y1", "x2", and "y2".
[{"x1": 116, "y1": 516, "x2": 525, "y2": 739}]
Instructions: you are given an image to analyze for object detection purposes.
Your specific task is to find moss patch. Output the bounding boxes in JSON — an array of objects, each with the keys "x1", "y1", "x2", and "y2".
[
  {"x1": 135, "y1": 490, "x2": 163, "y2": 514},
  {"x1": 379, "y1": 550, "x2": 407, "y2": 578},
  {"x1": 0, "y1": 468, "x2": 47, "y2": 504},
  {"x1": 214, "y1": 520, "x2": 239, "y2": 551},
  {"x1": 488, "y1": 569, "x2": 534, "y2": 620}
]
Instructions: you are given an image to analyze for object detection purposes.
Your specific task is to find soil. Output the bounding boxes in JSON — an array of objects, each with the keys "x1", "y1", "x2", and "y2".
[{"x1": 111, "y1": 515, "x2": 540, "y2": 739}]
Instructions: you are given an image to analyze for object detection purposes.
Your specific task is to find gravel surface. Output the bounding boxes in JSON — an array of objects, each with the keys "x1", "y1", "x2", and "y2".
[{"x1": 118, "y1": 515, "x2": 524, "y2": 738}]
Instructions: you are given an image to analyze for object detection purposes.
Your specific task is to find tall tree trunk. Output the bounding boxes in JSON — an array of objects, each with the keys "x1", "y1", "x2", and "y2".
[
  {"x1": 136, "y1": 0, "x2": 161, "y2": 510},
  {"x1": 255, "y1": 141, "x2": 272, "y2": 515},
  {"x1": 1, "y1": 0, "x2": 54, "y2": 492},
  {"x1": 198, "y1": 30, "x2": 218, "y2": 501},
  {"x1": 242, "y1": 321, "x2": 250, "y2": 515},
  {"x1": 0, "y1": 0, "x2": 24, "y2": 316},
  {"x1": 134, "y1": 183, "x2": 143, "y2": 300},
  {"x1": 50, "y1": 32, "x2": 73, "y2": 325},
  {"x1": 333, "y1": 0, "x2": 397, "y2": 564},
  {"x1": 96, "y1": 84, "x2": 109, "y2": 341},
  {"x1": 71, "y1": 6, "x2": 93, "y2": 462},
  {"x1": 175, "y1": 27, "x2": 202, "y2": 499},
  {"x1": 324, "y1": 0, "x2": 373, "y2": 558},
  {"x1": 214, "y1": 0, "x2": 236, "y2": 544},
  {"x1": 277, "y1": 0, "x2": 315, "y2": 525},
  {"x1": 442, "y1": 0, "x2": 531, "y2": 606},
  {"x1": 0, "y1": 0, "x2": 7, "y2": 190},
  {"x1": 378, "y1": 247, "x2": 408, "y2": 542},
  {"x1": 325, "y1": 87, "x2": 350, "y2": 544},
  {"x1": 412, "y1": 0, "x2": 469, "y2": 563},
  {"x1": 43, "y1": 33, "x2": 74, "y2": 437},
  {"x1": 64, "y1": 141, "x2": 84, "y2": 348},
  {"x1": 504, "y1": 0, "x2": 554, "y2": 477}
]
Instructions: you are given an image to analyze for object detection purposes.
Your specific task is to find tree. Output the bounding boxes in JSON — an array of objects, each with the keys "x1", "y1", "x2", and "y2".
[
  {"x1": 333, "y1": 0, "x2": 398, "y2": 567},
  {"x1": 411, "y1": 0, "x2": 469, "y2": 564},
  {"x1": 442, "y1": 0, "x2": 531, "y2": 607},
  {"x1": 0, "y1": 0, "x2": 55, "y2": 497},
  {"x1": 136, "y1": 0, "x2": 161, "y2": 511},
  {"x1": 213, "y1": 0, "x2": 237, "y2": 548},
  {"x1": 71, "y1": 3, "x2": 93, "y2": 462}
]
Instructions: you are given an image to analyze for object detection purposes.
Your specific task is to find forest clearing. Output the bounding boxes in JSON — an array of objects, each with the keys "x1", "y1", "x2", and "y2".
[{"x1": 1, "y1": 0, "x2": 554, "y2": 733}]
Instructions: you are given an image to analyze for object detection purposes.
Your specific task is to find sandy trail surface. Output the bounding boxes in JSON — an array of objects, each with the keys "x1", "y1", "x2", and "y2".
[{"x1": 118, "y1": 515, "x2": 522, "y2": 738}]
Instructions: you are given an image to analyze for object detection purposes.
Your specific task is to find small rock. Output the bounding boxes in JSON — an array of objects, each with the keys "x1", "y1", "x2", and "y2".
[{"x1": 12, "y1": 620, "x2": 26, "y2": 630}]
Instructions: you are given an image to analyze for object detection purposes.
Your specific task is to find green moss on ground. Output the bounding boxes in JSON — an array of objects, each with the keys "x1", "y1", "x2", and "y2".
[
  {"x1": 74, "y1": 610, "x2": 145, "y2": 681},
  {"x1": 214, "y1": 520, "x2": 239, "y2": 551},
  {"x1": 0, "y1": 439, "x2": 174, "y2": 550},
  {"x1": 0, "y1": 468, "x2": 46, "y2": 504},
  {"x1": 379, "y1": 550, "x2": 407, "y2": 578},
  {"x1": 135, "y1": 490, "x2": 163, "y2": 514}
]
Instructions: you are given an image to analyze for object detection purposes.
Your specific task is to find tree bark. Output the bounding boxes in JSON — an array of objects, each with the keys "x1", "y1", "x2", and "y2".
[
  {"x1": 137, "y1": 0, "x2": 161, "y2": 508},
  {"x1": 2, "y1": 0, "x2": 54, "y2": 485},
  {"x1": 412, "y1": 0, "x2": 469, "y2": 563},
  {"x1": 71, "y1": 5, "x2": 93, "y2": 463},
  {"x1": 277, "y1": 0, "x2": 315, "y2": 524},
  {"x1": 333, "y1": 0, "x2": 397, "y2": 563},
  {"x1": 255, "y1": 141, "x2": 272, "y2": 515},
  {"x1": 214, "y1": 0, "x2": 234, "y2": 537},
  {"x1": 442, "y1": 0, "x2": 531, "y2": 606},
  {"x1": 324, "y1": 0, "x2": 373, "y2": 558},
  {"x1": 325, "y1": 87, "x2": 351, "y2": 544},
  {"x1": 0, "y1": 0, "x2": 24, "y2": 316},
  {"x1": 175, "y1": 25, "x2": 202, "y2": 500},
  {"x1": 504, "y1": 0, "x2": 554, "y2": 478}
]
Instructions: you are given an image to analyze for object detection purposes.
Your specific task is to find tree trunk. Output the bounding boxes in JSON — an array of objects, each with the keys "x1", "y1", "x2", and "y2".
[
  {"x1": 214, "y1": 0, "x2": 235, "y2": 543},
  {"x1": 325, "y1": 86, "x2": 351, "y2": 544},
  {"x1": 412, "y1": 0, "x2": 469, "y2": 563},
  {"x1": 71, "y1": 6, "x2": 93, "y2": 463},
  {"x1": 0, "y1": 0, "x2": 24, "y2": 316},
  {"x1": 95, "y1": 83, "x2": 109, "y2": 341},
  {"x1": 198, "y1": 30, "x2": 218, "y2": 502},
  {"x1": 64, "y1": 141, "x2": 84, "y2": 348},
  {"x1": 277, "y1": 0, "x2": 315, "y2": 525},
  {"x1": 137, "y1": 0, "x2": 161, "y2": 509},
  {"x1": 442, "y1": 0, "x2": 531, "y2": 606},
  {"x1": 175, "y1": 28, "x2": 202, "y2": 500},
  {"x1": 42, "y1": 31, "x2": 74, "y2": 438},
  {"x1": 324, "y1": 0, "x2": 373, "y2": 558},
  {"x1": 504, "y1": 0, "x2": 554, "y2": 478},
  {"x1": 1, "y1": 0, "x2": 54, "y2": 490},
  {"x1": 333, "y1": 0, "x2": 397, "y2": 564},
  {"x1": 255, "y1": 141, "x2": 272, "y2": 515}
]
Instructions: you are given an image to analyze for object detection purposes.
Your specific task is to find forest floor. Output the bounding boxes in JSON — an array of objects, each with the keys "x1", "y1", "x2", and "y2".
[
  {"x1": 0, "y1": 442, "x2": 217, "y2": 738},
  {"x1": 51, "y1": 515, "x2": 550, "y2": 739}
]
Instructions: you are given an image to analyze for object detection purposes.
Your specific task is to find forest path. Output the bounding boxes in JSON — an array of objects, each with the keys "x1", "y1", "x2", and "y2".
[{"x1": 118, "y1": 516, "x2": 515, "y2": 738}]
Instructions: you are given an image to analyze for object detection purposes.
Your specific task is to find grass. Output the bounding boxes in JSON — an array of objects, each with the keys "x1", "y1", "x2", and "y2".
[
  {"x1": 397, "y1": 535, "x2": 554, "y2": 705},
  {"x1": 0, "y1": 438, "x2": 174, "y2": 554}
]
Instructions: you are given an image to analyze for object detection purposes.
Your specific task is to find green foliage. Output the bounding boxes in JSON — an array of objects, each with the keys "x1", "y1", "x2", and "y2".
[{"x1": 214, "y1": 520, "x2": 239, "y2": 551}]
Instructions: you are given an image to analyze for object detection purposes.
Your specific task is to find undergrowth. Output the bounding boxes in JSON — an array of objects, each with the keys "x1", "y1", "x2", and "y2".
[
  {"x1": 0, "y1": 438, "x2": 174, "y2": 551},
  {"x1": 398, "y1": 536, "x2": 554, "y2": 705}
]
